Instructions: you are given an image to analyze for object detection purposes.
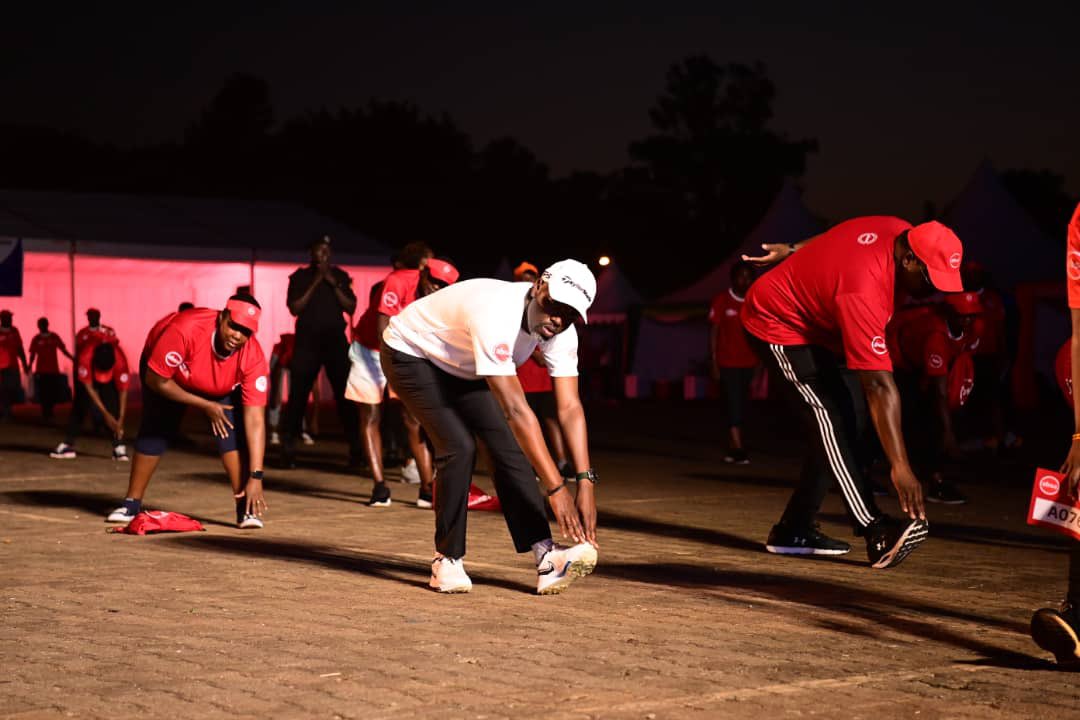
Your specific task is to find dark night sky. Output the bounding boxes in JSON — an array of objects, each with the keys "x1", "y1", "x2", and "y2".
[{"x1": 3, "y1": 2, "x2": 1078, "y2": 222}]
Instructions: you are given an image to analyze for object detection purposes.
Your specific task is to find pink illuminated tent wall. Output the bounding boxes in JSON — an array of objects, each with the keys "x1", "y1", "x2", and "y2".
[{"x1": 0, "y1": 190, "x2": 392, "y2": 397}]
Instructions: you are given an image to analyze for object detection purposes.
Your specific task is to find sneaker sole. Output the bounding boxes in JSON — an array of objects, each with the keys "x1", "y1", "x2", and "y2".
[
  {"x1": 538, "y1": 547, "x2": 598, "y2": 595},
  {"x1": 49, "y1": 454, "x2": 76, "y2": 460},
  {"x1": 238, "y1": 520, "x2": 264, "y2": 529},
  {"x1": 429, "y1": 579, "x2": 471, "y2": 593},
  {"x1": 765, "y1": 544, "x2": 851, "y2": 556},
  {"x1": 871, "y1": 519, "x2": 929, "y2": 569},
  {"x1": 416, "y1": 500, "x2": 433, "y2": 509},
  {"x1": 105, "y1": 515, "x2": 133, "y2": 523},
  {"x1": 366, "y1": 499, "x2": 392, "y2": 507},
  {"x1": 1031, "y1": 610, "x2": 1080, "y2": 665}
]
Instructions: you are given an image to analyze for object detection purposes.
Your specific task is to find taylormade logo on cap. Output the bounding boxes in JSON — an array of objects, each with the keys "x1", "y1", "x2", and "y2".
[{"x1": 541, "y1": 259, "x2": 597, "y2": 323}]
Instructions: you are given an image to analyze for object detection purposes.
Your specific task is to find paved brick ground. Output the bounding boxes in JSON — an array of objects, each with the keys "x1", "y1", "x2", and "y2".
[{"x1": 1, "y1": 402, "x2": 1078, "y2": 719}]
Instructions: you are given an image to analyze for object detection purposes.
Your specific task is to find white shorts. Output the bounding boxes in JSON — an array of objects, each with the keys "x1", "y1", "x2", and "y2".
[{"x1": 345, "y1": 342, "x2": 387, "y2": 405}]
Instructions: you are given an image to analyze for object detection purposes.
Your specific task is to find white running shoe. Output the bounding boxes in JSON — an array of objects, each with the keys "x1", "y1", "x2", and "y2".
[
  {"x1": 270, "y1": 431, "x2": 281, "y2": 446},
  {"x1": 301, "y1": 432, "x2": 315, "y2": 446},
  {"x1": 238, "y1": 513, "x2": 264, "y2": 529},
  {"x1": 400, "y1": 458, "x2": 421, "y2": 484},
  {"x1": 536, "y1": 542, "x2": 598, "y2": 595},
  {"x1": 106, "y1": 506, "x2": 136, "y2": 523},
  {"x1": 113, "y1": 444, "x2": 129, "y2": 461},
  {"x1": 416, "y1": 491, "x2": 433, "y2": 509},
  {"x1": 49, "y1": 443, "x2": 76, "y2": 459},
  {"x1": 429, "y1": 555, "x2": 472, "y2": 593}
]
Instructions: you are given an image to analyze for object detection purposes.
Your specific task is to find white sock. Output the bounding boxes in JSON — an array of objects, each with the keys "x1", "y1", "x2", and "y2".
[{"x1": 532, "y1": 538, "x2": 555, "y2": 565}]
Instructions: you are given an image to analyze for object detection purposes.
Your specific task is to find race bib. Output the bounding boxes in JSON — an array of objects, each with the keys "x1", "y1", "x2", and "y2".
[{"x1": 1027, "y1": 468, "x2": 1080, "y2": 542}]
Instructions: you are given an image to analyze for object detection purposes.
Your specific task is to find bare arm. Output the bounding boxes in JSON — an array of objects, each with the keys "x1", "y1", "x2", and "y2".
[
  {"x1": 241, "y1": 404, "x2": 268, "y2": 516},
  {"x1": 486, "y1": 374, "x2": 585, "y2": 544},
  {"x1": 554, "y1": 375, "x2": 597, "y2": 546},
  {"x1": 858, "y1": 369, "x2": 926, "y2": 520},
  {"x1": 117, "y1": 389, "x2": 128, "y2": 436},
  {"x1": 145, "y1": 371, "x2": 234, "y2": 439},
  {"x1": 82, "y1": 381, "x2": 119, "y2": 432},
  {"x1": 1062, "y1": 309, "x2": 1080, "y2": 495}
]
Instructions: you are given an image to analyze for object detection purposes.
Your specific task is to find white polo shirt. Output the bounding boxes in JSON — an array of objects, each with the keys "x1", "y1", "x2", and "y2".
[{"x1": 383, "y1": 279, "x2": 579, "y2": 381}]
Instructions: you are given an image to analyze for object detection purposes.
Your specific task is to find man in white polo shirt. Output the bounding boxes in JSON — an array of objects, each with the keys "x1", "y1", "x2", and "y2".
[{"x1": 381, "y1": 259, "x2": 599, "y2": 595}]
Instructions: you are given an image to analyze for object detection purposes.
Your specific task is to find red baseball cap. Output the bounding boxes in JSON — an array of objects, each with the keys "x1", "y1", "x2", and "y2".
[
  {"x1": 908, "y1": 222, "x2": 964, "y2": 292},
  {"x1": 427, "y1": 259, "x2": 459, "y2": 285},
  {"x1": 944, "y1": 291, "x2": 983, "y2": 315},
  {"x1": 225, "y1": 297, "x2": 261, "y2": 334},
  {"x1": 513, "y1": 262, "x2": 539, "y2": 280}
]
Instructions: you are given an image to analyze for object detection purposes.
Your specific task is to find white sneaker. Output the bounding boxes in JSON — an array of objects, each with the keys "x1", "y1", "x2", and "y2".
[
  {"x1": 49, "y1": 443, "x2": 76, "y2": 459},
  {"x1": 400, "y1": 458, "x2": 421, "y2": 484},
  {"x1": 270, "y1": 431, "x2": 281, "y2": 446},
  {"x1": 301, "y1": 432, "x2": 315, "y2": 446},
  {"x1": 429, "y1": 555, "x2": 472, "y2": 593},
  {"x1": 113, "y1": 444, "x2": 129, "y2": 461},
  {"x1": 536, "y1": 542, "x2": 598, "y2": 595},
  {"x1": 106, "y1": 506, "x2": 137, "y2": 523},
  {"x1": 238, "y1": 513, "x2": 264, "y2": 529}
]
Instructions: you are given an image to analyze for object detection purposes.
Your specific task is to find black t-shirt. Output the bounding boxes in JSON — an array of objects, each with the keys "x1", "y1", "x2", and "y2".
[{"x1": 287, "y1": 265, "x2": 356, "y2": 337}]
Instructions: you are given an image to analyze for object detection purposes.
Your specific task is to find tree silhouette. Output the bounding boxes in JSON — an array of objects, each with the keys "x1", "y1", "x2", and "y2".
[{"x1": 185, "y1": 73, "x2": 274, "y2": 150}]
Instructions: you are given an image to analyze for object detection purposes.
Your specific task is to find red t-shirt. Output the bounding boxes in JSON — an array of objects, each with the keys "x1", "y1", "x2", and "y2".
[
  {"x1": 353, "y1": 306, "x2": 381, "y2": 350},
  {"x1": 143, "y1": 308, "x2": 269, "y2": 406},
  {"x1": 76, "y1": 336, "x2": 131, "y2": 390},
  {"x1": 75, "y1": 324, "x2": 117, "y2": 354},
  {"x1": 29, "y1": 332, "x2": 67, "y2": 374},
  {"x1": 1068, "y1": 202, "x2": 1080, "y2": 309},
  {"x1": 517, "y1": 355, "x2": 553, "y2": 393},
  {"x1": 970, "y1": 288, "x2": 1005, "y2": 356},
  {"x1": 271, "y1": 334, "x2": 296, "y2": 368},
  {"x1": 888, "y1": 307, "x2": 979, "y2": 377},
  {"x1": 1057, "y1": 339, "x2": 1072, "y2": 405},
  {"x1": 0, "y1": 327, "x2": 24, "y2": 371},
  {"x1": 742, "y1": 216, "x2": 909, "y2": 371},
  {"x1": 709, "y1": 288, "x2": 758, "y2": 369},
  {"x1": 378, "y1": 269, "x2": 421, "y2": 318}
]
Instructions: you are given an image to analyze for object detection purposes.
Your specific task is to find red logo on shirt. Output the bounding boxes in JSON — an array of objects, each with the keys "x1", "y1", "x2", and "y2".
[
  {"x1": 119, "y1": 373, "x2": 129, "y2": 384},
  {"x1": 255, "y1": 375, "x2": 268, "y2": 393},
  {"x1": 493, "y1": 343, "x2": 511, "y2": 363},
  {"x1": 164, "y1": 351, "x2": 184, "y2": 368},
  {"x1": 1040, "y1": 475, "x2": 1061, "y2": 496},
  {"x1": 78, "y1": 366, "x2": 88, "y2": 378},
  {"x1": 871, "y1": 336, "x2": 887, "y2": 355},
  {"x1": 724, "y1": 308, "x2": 738, "y2": 317},
  {"x1": 857, "y1": 232, "x2": 878, "y2": 246},
  {"x1": 928, "y1": 353, "x2": 943, "y2": 369},
  {"x1": 382, "y1": 292, "x2": 399, "y2": 309},
  {"x1": 958, "y1": 378, "x2": 974, "y2": 406},
  {"x1": 1069, "y1": 251, "x2": 1080, "y2": 281},
  {"x1": 949, "y1": 252, "x2": 961, "y2": 269}
]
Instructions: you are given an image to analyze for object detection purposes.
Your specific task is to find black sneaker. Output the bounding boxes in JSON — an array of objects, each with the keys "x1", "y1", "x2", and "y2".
[
  {"x1": 1031, "y1": 602, "x2": 1080, "y2": 666},
  {"x1": 366, "y1": 482, "x2": 391, "y2": 507},
  {"x1": 865, "y1": 515, "x2": 929, "y2": 569},
  {"x1": 765, "y1": 523, "x2": 851, "y2": 556},
  {"x1": 926, "y1": 481, "x2": 966, "y2": 505},
  {"x1": 724, "y1": 449, "x2": 750, "y2": 465}
]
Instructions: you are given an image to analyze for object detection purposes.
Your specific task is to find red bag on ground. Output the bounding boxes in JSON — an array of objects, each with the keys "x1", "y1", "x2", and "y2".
[
  {"x1": 1027, "y1": 468, "x2": 1080, "y2": 542},
  {"x1": 467, "y1": 484, "x2": 501, "y2": 512},
  {"x1": 108, "y1": 510, "x2": 205, "y2": 535}
]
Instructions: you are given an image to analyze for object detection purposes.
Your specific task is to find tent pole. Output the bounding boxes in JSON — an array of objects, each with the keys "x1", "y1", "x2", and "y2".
[{"x1": 69, "y1": 240, "x2": 76, "y2": 348}]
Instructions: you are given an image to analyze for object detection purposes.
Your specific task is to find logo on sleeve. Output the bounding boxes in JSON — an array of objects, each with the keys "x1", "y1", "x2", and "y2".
[
  {"x1": 724, "y1": 308, "x2": 738, "y2": 317},
  {"x1": 164, "y1": 351, "x2": 184, "y2": 368},
  {"x1": 948, "y1": 252, "x2": 962, "y2": 269},
  {"x1": 871, "y1": 336, "x2": 888, "y2": 355},
  {"x1": 857, "y1": 233, "x2": 878, "y2": 246},
  {"x1": 255, "y1": 375, "x2": 268, "y2": 393},
  {"x1": 928, "y1": 353, "x2": 943, "y2": 369},
  {"x1": 119, "y1": 373, "x2": 129, "y2": 384},
  {"x1": 1069, "y1": 251, "x2": 1080, "y2": 281},
  {"x1": 1039, "y1": 475, "x2": 1061, "y2": 496},
  {"x1": 493, "y1": 343, "x2": 511, "y2": 363},
  {"x1": 382, "y1": 291, "x2": 399, "y2": 309},
  {"x1": 78, "y1": 366, "x2": 88, "y2": 378},
  {"x1": 247, "y1": 307, "x2": 256, "y2": 316}
]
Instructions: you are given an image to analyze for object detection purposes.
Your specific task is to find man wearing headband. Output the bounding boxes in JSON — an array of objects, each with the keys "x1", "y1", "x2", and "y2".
[
  {"x1": 742, "y1": 217, "x2": 965, "y2": 569},
  {"x1": 381, "y1": 259, "x2": 600, "y2": 595},
  {"x1": 105, "y1": 294, "x2": 270, "y2": 529},
  {"x1": 349, "y1": 246, "x2": 457, "y2": 508},
  {"x1": 281, "y1": 235, "x2": 363, "y2": 471}
]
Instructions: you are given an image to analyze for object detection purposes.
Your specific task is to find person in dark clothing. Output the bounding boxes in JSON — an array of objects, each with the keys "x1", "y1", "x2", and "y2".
[{"x1": 280, "y1": 235, "x2": 362, "y2": 469}]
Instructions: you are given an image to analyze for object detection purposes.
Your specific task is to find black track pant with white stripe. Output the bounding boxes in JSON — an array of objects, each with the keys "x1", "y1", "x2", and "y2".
[{"x1": 749, "y1": 336, "x2": 883, "y2": 532}]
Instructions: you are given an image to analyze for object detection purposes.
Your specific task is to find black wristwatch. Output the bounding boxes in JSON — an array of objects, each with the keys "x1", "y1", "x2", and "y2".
[
  {"x1": 250, "y1": 470, "x2": 264, "y2": 480},
  {"x1": 575, "y1": 469, "x2": 599, "y2": 484}
]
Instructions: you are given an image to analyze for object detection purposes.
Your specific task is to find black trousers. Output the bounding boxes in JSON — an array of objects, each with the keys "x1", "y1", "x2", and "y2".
[
  {"x1": 65, "y1": 381, "x2": 120, "y2": 447},
  {"x1": 381, "y1": 345, "x2": 551, "y2": 558},
  {"x1": 34, "y1": 373, "x2": 68, "y2": 418},
  {"x1": 749, "y1": 335, "x2": 882, "y2": 533},
  {"x1": 0, "y1": 367, "x2": 21, "y2": 417},
  {"x1": 283, "y1": 331, "x2": 361, "y2": 458}
]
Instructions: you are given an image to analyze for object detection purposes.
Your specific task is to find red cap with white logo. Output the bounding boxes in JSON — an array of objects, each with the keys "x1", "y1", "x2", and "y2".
[
  {"x1": 908, "y1": 221, "x2": 964, "y2": 292},
  {"x1": 944, "y1": 291, "x2": 983, "y2": 316},
  {"x1": 427, "y1": 259, "x2": 460, "y2": 285},
  {"x1": 225, "y1": 298, "x2": 261, "y2": 334}
]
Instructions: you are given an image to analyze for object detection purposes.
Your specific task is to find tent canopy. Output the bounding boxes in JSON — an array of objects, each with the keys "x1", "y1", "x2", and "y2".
[
  {"x1": 590, "y1": 261, "x2": 644, "y2": 323},
  {"x1": 943, "y1": 161, "x2": 1057, "y2": 289}
]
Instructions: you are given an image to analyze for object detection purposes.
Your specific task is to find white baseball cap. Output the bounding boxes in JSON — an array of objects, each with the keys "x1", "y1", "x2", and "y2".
[{"x1": 542, "y1": 259, "x2": 596, "y2": 323}]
